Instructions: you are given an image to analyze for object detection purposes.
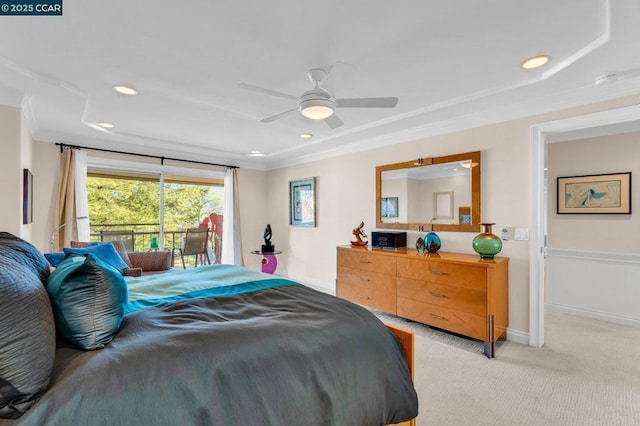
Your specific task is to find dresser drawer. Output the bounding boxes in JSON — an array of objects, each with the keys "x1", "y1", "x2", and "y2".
[
  {"x1": 397, "y1": 298, "x2": 487, "y2": 341},
  {"x1": 397, "y1": 277, "x2": 487, "y2": 316},
  {"x1": 337, "y1": 282, "x2": 397, "y2": 313},
  {"x1": 397, "y1": 258, "x2": 486, "y2": 290},
  {"x1": 337, "y1": 266, "x2": 395, "y2": 288},
  {"x1": 337, "y1": 249, "x2": 396, "y2": 275}
]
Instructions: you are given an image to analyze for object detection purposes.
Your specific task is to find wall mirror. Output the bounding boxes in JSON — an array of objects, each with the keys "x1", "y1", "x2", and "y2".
[{"x1": 376, "y1": 151, "x2": 481, "y2": 232}]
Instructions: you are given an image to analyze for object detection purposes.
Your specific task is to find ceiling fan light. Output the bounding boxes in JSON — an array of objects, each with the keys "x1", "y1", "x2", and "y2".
[
  {"x1": 300, "y1": 97, "x2": 334, "y2": 120},
  {"x1": 301, "y1": 105, "x2": 334, "y2": 120}
]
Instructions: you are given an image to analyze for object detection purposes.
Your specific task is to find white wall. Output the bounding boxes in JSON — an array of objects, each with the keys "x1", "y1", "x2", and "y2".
[
  {"x1": 20, "y1": 115, "x2": 35, "y2": 242},
  {"x1": 0, "y1": 105, "x2": 23, "y2": 236},
  {"x1": 31, "y1": 141, "x2": 60, "y2": 251},
  {"x1": 236, "y1": 168, "x2": 269, "y2": 270},
  {"x1": 0, "y1": 106, "x2": 40, "y2": 240}
]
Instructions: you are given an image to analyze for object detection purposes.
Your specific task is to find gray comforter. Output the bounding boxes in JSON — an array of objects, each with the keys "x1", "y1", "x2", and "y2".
[{"x1": 9, "y1": 283, "x2": 418, "y2": 425}]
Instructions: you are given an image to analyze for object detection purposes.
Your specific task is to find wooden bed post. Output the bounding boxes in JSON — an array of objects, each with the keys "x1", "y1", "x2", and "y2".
[{"x1": 385, "y1": 323, "x2": 416, "y2": 426}]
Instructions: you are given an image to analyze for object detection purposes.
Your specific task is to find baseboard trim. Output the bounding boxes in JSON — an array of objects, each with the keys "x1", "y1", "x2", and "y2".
[
  {"x1": 546, "y1": 302, "x2": 640, "y2": 327},
  {"x1": 506, "y1": 328, "x2": 529, "y2": 345},
  {"x1": 286, "y1": 272, "x2": 335, "y2": 295}
]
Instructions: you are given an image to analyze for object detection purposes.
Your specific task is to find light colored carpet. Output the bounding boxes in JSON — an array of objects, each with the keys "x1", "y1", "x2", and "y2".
[{"x1": 374, "y1": 308, "x2": 640, "y2": 426}]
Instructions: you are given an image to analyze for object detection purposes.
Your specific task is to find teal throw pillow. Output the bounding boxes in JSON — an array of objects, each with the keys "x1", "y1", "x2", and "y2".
[
  {"x1": 47, "y1": 253, "x2": 128, "y2": 350},
  {"x1": 63, "y1": 242, "x2": 128, "y2": 274}
]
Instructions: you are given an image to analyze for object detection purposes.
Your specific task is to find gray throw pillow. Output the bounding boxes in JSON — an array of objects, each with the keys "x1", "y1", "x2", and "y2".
[
  {"x1": 0, "y1": 256, "x2": 56, "y2": 419},
  {"x1": 0, "y1": 232, "x2": 50, "y2": 285}
]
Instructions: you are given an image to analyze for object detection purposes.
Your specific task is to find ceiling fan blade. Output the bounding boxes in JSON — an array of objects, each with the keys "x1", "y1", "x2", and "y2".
[
  {"x1": 336, "y1": 97, "x2": 398, "y2": 108},
  {"x1": 324, "y1": 113, "x2": 344, "y2": 129},
  {"x1": 238, "y1": 82, "x2": 299, "y2": 101},
  {"x1": 260, "y1": 108, "x2": 298, "y2": 123}
]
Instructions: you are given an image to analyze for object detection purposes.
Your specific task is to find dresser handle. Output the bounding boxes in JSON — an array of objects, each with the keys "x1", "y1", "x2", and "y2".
[
  {"x1": 429, "y1": 270, "x2": 447, "y2": 275},
  {"x1": 429, "y1": 313, "x2": 445, "y2": 320},
  {"x1": 357, "y1": 295, "x2": 371, "y2": 300},
  {"x1": 359, "y1": 278, "x2": 370, "y2": 282},
  {"x1": 358, "y1": 259, "x2": 372, "y2": 264},
  {"x1": 429, "y1": 291, "x2": 446, "y2": 298}
]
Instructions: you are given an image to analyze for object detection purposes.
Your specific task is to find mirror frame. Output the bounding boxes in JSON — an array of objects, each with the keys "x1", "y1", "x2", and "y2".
[{"x1": 376, "y1": 151, "x2": 481, "y2": 233}]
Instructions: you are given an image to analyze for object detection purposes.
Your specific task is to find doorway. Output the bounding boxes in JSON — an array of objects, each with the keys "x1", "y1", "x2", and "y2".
[{"x1": 529, "y1": 103, "x2": 640, "y2": 347}]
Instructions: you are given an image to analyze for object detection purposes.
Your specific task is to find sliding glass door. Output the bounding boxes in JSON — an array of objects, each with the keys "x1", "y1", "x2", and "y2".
[{"x1": 87, "y1": 170, "x2": 224, "y2": 264}]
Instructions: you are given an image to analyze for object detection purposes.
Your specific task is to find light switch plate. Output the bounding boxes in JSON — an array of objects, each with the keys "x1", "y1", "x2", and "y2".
[{"x1": 514, "y1": 228, "x2": 529, "y2": 241}]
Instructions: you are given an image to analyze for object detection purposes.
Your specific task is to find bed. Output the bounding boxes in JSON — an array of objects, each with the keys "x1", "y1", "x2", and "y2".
[{"x1": 0, "y1": 234, "x2": 418, "y2": 426}]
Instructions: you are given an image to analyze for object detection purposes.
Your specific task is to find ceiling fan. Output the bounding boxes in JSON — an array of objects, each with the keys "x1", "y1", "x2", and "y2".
[
  {"x1": 239, "y1": 68, "x2": 398, "y2": 129},
  {"x1": 594, "y1": 68, "x2": 640, "y2": 86}
]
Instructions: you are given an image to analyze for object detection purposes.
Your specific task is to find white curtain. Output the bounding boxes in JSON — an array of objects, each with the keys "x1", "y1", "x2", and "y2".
[
  {"x1": 74, "y1": 149, "x2": 90, "y2": 242},
  {"x1": 221, "y1": 168, "x2": 244, "y2": 265}
]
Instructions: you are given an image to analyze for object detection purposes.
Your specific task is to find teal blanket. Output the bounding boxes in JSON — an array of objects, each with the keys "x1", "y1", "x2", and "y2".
[{"x1": 125, "y1": 264, "x2": 300, "y2": 314}]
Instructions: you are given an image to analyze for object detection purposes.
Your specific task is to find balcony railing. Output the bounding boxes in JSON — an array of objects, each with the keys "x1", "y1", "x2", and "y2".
[
  {"x1": 90, "y1": 222, "x2": 222, "y2": 267},
  {"x1": 90, "y1": 223, "x2": 185, "y2": 251}
]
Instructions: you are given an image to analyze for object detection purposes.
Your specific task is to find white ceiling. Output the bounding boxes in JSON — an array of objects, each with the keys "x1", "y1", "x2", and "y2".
[{"x1": 1, "y1": 0, "x2": 640, "y2": 170}]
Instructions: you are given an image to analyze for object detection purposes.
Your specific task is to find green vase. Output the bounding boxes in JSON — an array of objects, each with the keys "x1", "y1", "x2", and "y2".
[{"x1": 472, "y1": 223, "x2": 502, "y2": 259}]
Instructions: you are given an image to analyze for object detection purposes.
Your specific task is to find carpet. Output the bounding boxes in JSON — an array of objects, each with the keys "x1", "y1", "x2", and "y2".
[{"x1": 372, "y1": 308, "x2": 640, "y2": 426}]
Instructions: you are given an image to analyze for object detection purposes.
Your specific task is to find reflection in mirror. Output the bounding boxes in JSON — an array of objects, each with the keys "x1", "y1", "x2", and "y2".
[
  {"x1": 434, "y1": 191, "x2": 454, "y2": 220},
  {"x1": 380, "y1": 164, "x2": 469, "y2": 224},
  {"x1": 380, "y1": 197, "x2": 399, "y2": 218},
  {"x1": 376, "y1": 151, "x2": 480, "y2": 232}
]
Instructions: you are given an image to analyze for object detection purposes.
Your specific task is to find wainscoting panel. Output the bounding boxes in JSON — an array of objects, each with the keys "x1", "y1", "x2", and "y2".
[{"x1": 546, "y1": 248, "x2": 640, "y2": 327}]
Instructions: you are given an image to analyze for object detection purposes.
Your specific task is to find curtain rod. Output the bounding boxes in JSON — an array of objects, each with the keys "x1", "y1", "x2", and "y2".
[{"x1": 55, "y1": 142, "x2": 239, "y2": 169}]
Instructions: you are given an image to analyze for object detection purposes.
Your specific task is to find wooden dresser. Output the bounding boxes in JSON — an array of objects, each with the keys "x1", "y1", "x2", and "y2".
[{"x1": 336, "y1": 246, "x2": 509, "y2": 358}]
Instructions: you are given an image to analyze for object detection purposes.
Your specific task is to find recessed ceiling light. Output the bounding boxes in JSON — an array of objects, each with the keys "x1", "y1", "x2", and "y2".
[
  {"x1": 96, "y1": 121, "x2": 114, "y2": 129},
  {"x1": 112, "y1": 84, "x2": 138, "y2": 96},
  {"x1": 248, "y1": 151, "x2": 266, "y2": 157},
  {"x1": 521, "y1": 55, "x2": 550, "y2": 70},
  {"x1": 300, "y1": 133, "x2": 313, "y2": 139}
]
